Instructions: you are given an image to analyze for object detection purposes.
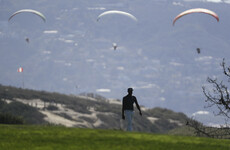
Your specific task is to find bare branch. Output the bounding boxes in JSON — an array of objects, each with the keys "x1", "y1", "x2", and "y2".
[
  {"x1": 221, "y1": 58, "x2": 230, "y2": 78},
  {"x1": 188, "y1": 58, "x2": 230, "y2": 139}
]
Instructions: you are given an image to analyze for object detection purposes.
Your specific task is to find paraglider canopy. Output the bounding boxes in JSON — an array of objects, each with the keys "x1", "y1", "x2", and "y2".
[
  {"x1": 17, "y1": 67, "x2": 23, "y2": 73},
  {"x1": 173, "y1": 8, "x2": 219, "y2": 25},
  {"x1": 8, "y1": 9, "x2": 46, "y2": 22},
  {"x1": 97, "y1": 10, "x2": 137, "y2": 22}
]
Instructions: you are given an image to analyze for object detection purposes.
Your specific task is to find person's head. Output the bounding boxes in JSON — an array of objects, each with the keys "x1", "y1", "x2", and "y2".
[{"x1": 127, "y1": 88, "x2": 133, "y2": 95}]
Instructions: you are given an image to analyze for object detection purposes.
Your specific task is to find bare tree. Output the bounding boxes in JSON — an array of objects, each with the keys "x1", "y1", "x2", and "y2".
[
  {"x1": 187, "y1": 58, "x2": 230, "y2": 139},
  {"x1": 203, "y1": 58, "x2": 230, "y2": 119}
]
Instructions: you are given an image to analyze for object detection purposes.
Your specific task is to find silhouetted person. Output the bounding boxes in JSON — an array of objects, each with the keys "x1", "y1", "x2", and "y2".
[
  {"x1": 113, "y1": 43, "x2": 117, "y2": 50},
  {"x1": 122, "y1": 88, "x2": 142, "y2": 131},
  {"x1": 25, "y1": 37, "x2": 29, "y2": 43},
  {"x1": 196, "y1": 48, "x2": 200, "y2": 54}
]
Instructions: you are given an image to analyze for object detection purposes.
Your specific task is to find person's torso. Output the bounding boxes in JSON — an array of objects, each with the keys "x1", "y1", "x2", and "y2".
[{"x1": 123, "y1": 95, "x2": 136, "y2": 110}]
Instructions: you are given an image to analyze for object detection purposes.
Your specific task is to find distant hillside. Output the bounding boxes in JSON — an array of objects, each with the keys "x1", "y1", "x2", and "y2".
[{"x1": 0, "y1": 84, "x2": 190, "y2": 133}]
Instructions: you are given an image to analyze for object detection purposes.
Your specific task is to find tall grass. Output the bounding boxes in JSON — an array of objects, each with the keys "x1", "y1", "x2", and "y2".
[{"x1": 0, "y1": 125, "x2": 229, "y2": 150}]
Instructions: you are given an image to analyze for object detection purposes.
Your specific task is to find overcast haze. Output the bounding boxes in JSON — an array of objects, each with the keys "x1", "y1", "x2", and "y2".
[{"x1": 1, "y1": 0, "x2": 230, "y2": 125}]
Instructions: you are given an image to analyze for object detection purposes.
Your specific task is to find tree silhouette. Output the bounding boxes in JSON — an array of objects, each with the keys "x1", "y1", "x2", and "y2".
[
  {"x1": 187, "y1": 58, "x2": 230, "y2": 139},
  {"x1": 203, "y1": 58, "x2": 230, "y2": 119}
]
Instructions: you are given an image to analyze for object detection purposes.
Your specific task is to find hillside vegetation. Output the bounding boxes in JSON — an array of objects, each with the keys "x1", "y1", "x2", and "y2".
[
  {"x1": 0, "y1": 125, "x2": 229, "y2": 150},
  {"x1": 0, "y1": 84, "x2": 190, "y2": 133}
]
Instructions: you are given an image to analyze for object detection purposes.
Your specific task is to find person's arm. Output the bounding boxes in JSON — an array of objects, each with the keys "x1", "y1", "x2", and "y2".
[
  {"x1": 134, "y1": 97, "x2": 142, "y2": 116},
  {"x1": 122, "y1": 98, "x2": 125, "y2": 119}
]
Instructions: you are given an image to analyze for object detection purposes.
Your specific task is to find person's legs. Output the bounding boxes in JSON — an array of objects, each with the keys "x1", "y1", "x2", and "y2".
[{"x1": 125, "y1": 110, "x2": 134, "y2": 131}]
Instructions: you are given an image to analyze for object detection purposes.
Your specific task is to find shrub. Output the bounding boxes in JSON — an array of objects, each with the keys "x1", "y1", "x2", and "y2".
[
  {"x1": 46, "y1": 105, "x2": 59, "y2": 111},
  {"x1": 0, "y1": 113, "x2": 24, "y2": 124}
]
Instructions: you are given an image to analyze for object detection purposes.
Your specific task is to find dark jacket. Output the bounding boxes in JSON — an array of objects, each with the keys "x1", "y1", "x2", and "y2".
[
  {"x1": 122, "y1": 94, "x2": 142, "y2": 119},
  {"x1": 122, "y1": 95, "x2": 137, "y2": 111}
]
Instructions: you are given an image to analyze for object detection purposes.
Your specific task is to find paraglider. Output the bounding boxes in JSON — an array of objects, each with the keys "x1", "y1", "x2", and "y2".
[
  {"x1": 113, "y1": 43, "x2": 117, "y2": 50},
  {"x1": 97, "y1": 10, "x2": 137, "y2": 22},
  {"x1": 8, "y1": 9, "x2": 46, "y2": 43},
  {"x1": 97, "y1": 11, "x2": 137, "y2": 51},
  {"x1": 8, "y1": 9, "x2": 46, "y2": 22},
  {"x1": 25, "y1": 37, "x2": 29, "y2": 43},
  {"x1": 17, "y1": 67, "x2": 24, "y2": 88},
  {"x1": 17, "y1": 67, "x2": 23, "y2": 73},
  {"x1": 173, "y1": 8, "x2": 219, "y2": 25},
  {"x1": 196, "y1": 48, "x2": 201, "y2": 54}
]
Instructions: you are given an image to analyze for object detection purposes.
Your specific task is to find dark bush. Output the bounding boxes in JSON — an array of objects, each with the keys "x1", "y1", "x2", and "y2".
[
  {"x1": 0, "y1": 101, "x2": 46, "y2": 124},
  {"x1": 0, "y1": 113, "x2": 24, "y2": 124},
  {"x1": 46, "y1": 105, "x2": 59, "y2": 111}
]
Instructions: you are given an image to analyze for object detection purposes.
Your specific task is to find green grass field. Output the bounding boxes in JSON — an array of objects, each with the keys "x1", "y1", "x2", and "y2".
[{"x1": 0, "y1": 125, "x2": 229, "y2": 150}]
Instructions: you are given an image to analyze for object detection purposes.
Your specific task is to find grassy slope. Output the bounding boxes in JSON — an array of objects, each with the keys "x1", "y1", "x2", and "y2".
[{"x1": 0, "y1": 125, "x2": 229, "y2": 150}]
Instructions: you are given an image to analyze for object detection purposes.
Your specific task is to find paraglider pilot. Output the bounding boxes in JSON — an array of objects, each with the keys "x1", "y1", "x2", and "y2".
[
  {"x1": 113, "y1": 43, "x2": 117, "y2": 50},
  {"x1": 196, "y1": 48, "x2": 200, "y2": 54},
  {"x1": 25, "y1": 37, "x2": 29, "y2": 43}
]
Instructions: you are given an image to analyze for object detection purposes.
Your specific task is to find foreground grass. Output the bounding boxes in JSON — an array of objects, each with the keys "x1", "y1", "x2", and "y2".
[{"x1": 0, "y1": 125, "x2": 229, "y2": 150}]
